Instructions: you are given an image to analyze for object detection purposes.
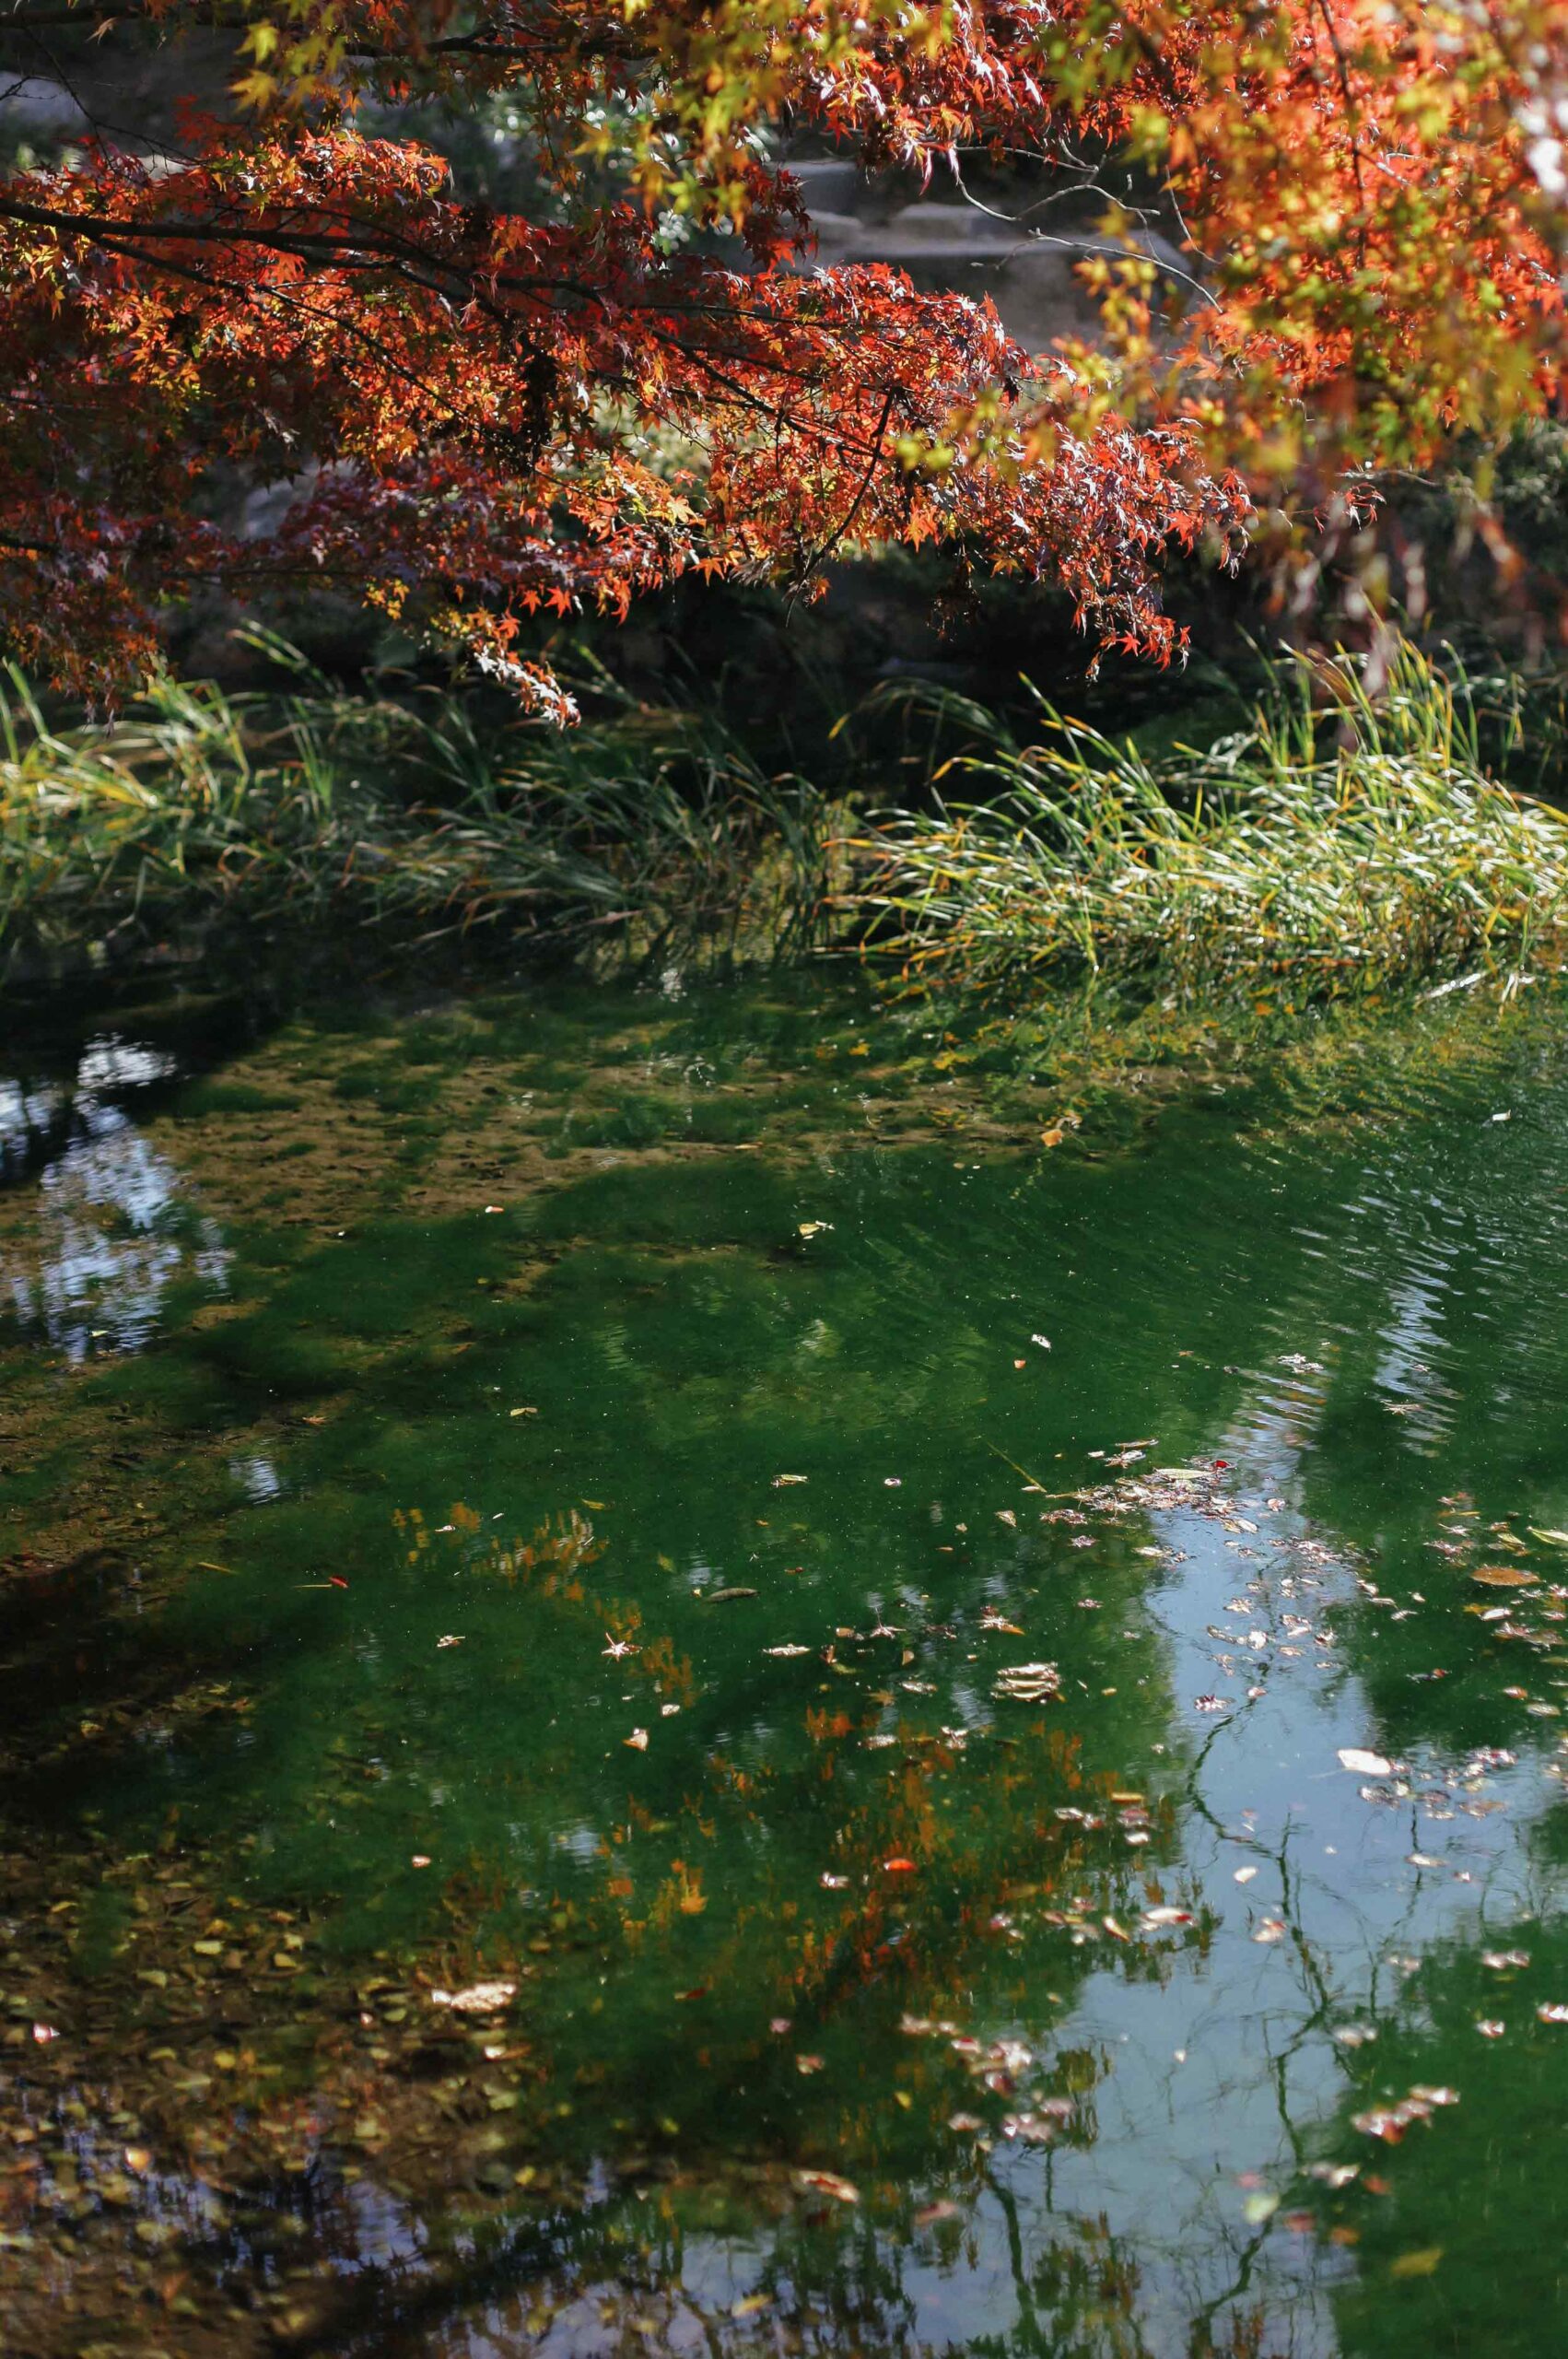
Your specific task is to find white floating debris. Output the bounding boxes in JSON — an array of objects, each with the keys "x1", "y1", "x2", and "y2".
[{"x1": 429, "y1": 1980, "x2": 517, "y2": 2013}]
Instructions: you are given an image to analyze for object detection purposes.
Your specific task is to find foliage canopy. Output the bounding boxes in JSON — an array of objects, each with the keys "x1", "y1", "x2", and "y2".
[{"x1": 1, "y1": 0, "x2": 1564, "y2": 707}]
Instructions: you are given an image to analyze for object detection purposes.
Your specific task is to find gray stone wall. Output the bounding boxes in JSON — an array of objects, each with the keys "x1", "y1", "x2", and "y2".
[{"x1": 787, "y1": 156, "x2": 1186, "y2": 355}]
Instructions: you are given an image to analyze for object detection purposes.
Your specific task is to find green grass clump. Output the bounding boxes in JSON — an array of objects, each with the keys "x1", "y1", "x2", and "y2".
[
  {"x1": 0, "y1": 647, "x2": 829, "y2": 974},
  {"x1": 7, "y1": 635, "x2": 1568, "y2": 999},
  {"x1": 860, "y1": 642, "x2": 1568, "y2": 998}
]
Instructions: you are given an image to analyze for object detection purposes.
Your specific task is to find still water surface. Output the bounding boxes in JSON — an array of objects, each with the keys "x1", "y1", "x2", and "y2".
[{"x1": 4, "y1": 970, "x2": 1568, "y2": 2357}]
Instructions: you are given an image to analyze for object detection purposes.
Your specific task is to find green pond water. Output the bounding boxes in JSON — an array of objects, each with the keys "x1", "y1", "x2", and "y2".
[{"x1": 5, "y1": 966, "x2": 1568, "y2": 2358}]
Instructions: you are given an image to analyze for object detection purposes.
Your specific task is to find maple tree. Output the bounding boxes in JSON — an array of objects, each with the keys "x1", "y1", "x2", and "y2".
[{"x1": 1, "y1": 0, "x2": 1565, "y2": 711}]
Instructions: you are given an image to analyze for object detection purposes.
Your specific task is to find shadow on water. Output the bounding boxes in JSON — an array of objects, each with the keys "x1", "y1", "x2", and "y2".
[{"x1": 6, "y1": 967, "x2": 1568, "y2": 2353}]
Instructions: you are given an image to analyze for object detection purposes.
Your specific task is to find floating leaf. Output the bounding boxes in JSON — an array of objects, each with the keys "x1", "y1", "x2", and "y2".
[
  {"x1": 794, "y1": 2167, "x2": 858, "y2": 2202},
  {"x1": 993, "y1": 1662, "x2": 1060, "y2": 1704},
  {"x1": 430, "y1": 1980, "x2": 517, "y2": 2013}
]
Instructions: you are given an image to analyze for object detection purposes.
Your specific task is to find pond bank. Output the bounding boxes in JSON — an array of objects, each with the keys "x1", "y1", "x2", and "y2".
[{"x1": 6, "y1": 640, "x2": 1567, "y2": 999}]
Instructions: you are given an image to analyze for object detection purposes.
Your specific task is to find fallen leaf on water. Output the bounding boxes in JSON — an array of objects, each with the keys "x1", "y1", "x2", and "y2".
[
  {"x1": 625, "y1": 1729, "x2": 649, "y2": 1751},
  {"x1": 795, "y1": 2055, "x2": 825, "y2": 2075},
  {"x1": 509, "y1": 1406, "x2": 537, "y2": 1418},
  {"x1": 1338, "y1": 1747, "x2": 1395, "y2": 1776},
  {"x1": 1235, "y1": 1866, "x2": 1258, "y2": 1884},
  {"x1": 820, "y1": 1872, "x2": 849, "y2": 1889},
  {"x1": 1472, "y1": 1565, "x2": 1539, "y2": 1588},
  {"x1": 1476, "y1": 2019, "x2": 1506, "y2": 2037},
  {"x1": 993, "y1": 1662, "x2": 1060, "y2": 1704},
  {"x1": 1352, "y1": 2087, "x2": 1458, "y2": 2142},
  {"x1": 1253, "y1": 1918, "x2": 1286, "y2": 1944},
  {"x1": 772, "y1": 1473, "x2": 808, "y2": 1486},
  {"x1": 436, "y1": 1634, "x2": 464, "y2": 1649},
  {"x1": 765, "y1": 1643, "x2": 810, "y2": 1658},
  {"x1": 883, "y1": 1857, "x2": 918, "y2": 1874},
  {"x1": 916, "y1": 2200, "x2": 962, "y2": 2225},
  {"x1": 411, "y1": 1855, "x2": 431, "y2": 1868},
  {"x1": 1390, "y1": 2248, "x2": 1444, "y2": 2280},
  {"x1": 1003, "y1": 2111, "x2": 1061, "y2": 2142},
  {"x1": 794, "y1": 2167, "x2": 858, "y2": 2202},
  {"x1": 708, "y1": 1587, "x2": 758, "y2": 1602},
  {"x1": 732, "y1": 2294, "x2": 773, "y2": 2320},
  {"x1": 1193, "y1": 1695, "x2": 1231, "y2": 1714},
  {"x1": 430, "y1": 1980, "x2": 516, "y2": 2013},
  {"x1": 1537, "y1": 2001, "x2": 1568, "y2": 2024},
  {"x1": 797, "y1": 1223, "x2": 833, "y2": 1238}
]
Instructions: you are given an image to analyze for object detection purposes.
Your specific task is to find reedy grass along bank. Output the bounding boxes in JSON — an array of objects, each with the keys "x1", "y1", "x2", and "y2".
[
  {"x1": 3, "y1": 638, "x2": 1567, "y2": 995},
  {"x1": 858, "y1": 643, "x2": 1568, "y2": 997},
  {"x1": 0, "y1": 650, "x2": 830, "y2": 973}
]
